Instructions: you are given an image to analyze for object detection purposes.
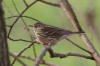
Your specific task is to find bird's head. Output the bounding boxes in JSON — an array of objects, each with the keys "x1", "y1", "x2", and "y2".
[{"x1": 33, "y1": 22, "x2": 45, "y2": 30}]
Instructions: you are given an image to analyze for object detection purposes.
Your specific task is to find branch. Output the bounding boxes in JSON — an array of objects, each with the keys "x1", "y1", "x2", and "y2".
[
  {"x1": 23, "y1": 0, "x2": 28, "y2": 7},
  {"x1": 10, "y1": 52, "x2": 58, "y2": 66},
  {"x1": 48, "y1": 48, "x2": 93, "y2": 60},
  {"x1": 10, "y1": 52, "x2": 27, "y2": 66},
  {"x1": 34, "y1": 44, "x2": 51, "y2": 66},
  {"x1": 8, "y1": 36, "x2": 32, "y2": 43},
  {"x1": 39, "y1": 0, "x2": 60, "y2": 7},
  {"x1": 59, "y1": 0, "x2": 100, "y2": 65},
  {"x1": 11, "y1": 42, "x2": 34, "y2": 66},
  {"x1": 5, "y1": 16, "x2": 41, "y2": 22}
]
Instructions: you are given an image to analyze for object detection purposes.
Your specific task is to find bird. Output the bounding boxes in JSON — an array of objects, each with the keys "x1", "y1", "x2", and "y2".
[{"x1": 33, "y1": 22, "x2": 84, "y2": 46}]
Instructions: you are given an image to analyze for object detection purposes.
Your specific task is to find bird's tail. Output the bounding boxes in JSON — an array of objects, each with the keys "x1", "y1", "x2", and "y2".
[{"x1": 71, "y1": 31, "x2": 85, "y2": 34}]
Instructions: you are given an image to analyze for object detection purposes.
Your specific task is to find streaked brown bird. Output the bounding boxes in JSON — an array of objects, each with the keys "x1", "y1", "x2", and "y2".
[{"x1": 33, "y1": 22, "x2": 84, "y2": 46}]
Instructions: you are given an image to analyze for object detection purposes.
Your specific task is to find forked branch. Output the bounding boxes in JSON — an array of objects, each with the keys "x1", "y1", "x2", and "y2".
[{"x1": 47, "y1": 47, "x2": 93, "y2": 60}]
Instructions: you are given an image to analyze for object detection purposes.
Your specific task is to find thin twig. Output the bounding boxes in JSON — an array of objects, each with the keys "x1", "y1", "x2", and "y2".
[
  {"x1": 39, "y1": 0, "x2": 60, "y2": 7},
  {"x1": 23, "y1": 0, "x2": 28, "y2": 7},
  {"x1": 65, "y1": 38, "x2": 91, "y2": 54},
  {"x1": 5, "y1": 16, "x2": 41, "y2": 22},
  {"x1": 10, "y1": 52, "x2": 27, "y2": 66},
  {"x1": 8, "y1": 36, "x2": 32, "y2": 43},
  {"x1": 11, "y1": 42, "x2": 34, "y2": 66}
]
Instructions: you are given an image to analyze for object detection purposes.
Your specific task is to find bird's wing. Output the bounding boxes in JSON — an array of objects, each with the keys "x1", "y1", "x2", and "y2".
[{"x1": 42, "y1": 26, "x2": 67, "y2": 39}]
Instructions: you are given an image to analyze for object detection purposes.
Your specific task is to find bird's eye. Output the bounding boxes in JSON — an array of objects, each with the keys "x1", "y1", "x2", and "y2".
[{"x1": 34, "y1": 22, "x2": 43, "y2": 28}]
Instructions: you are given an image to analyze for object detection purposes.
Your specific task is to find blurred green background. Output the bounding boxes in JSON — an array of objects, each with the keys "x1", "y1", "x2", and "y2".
[{"x1": 3, "y1": 0, "x2": 100, "y2": 66}]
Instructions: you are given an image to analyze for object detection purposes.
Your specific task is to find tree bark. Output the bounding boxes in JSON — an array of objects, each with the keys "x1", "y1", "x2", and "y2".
[{"x1": 0, "y1": 0, "x2": 11, "y2": 66}]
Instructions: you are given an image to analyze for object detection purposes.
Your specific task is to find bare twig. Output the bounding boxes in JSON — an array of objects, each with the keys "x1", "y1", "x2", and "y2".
[
  {"x1": 8, "y1": 36, "x2": 32, "y2": 43},
  {"x1": 65, "y1": 38, "x2": 90, "y2": 54},
  {"x1": 39, "y1": 0, "x2": 60, "y2": 7},
  {"x1": 48, "y1": 48, "x2": 93, "y2": 60},
  {"x1": 59, "y1": 0, "x2": 100, "y2": 65},
  {"x1": 23, "y1": 0, "x2": 28, "y2": 7},
  {"x1": 10, "y1": 52, "x2": 27, "y2": 66},
  {"x1": 5, "y1": 16, "x2": 41, "y2": 22},
  {"x1": 11, "y1": 42, "x2": 34, "y2": 66}
]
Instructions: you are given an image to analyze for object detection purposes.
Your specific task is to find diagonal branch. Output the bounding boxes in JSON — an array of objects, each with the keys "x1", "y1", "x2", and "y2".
[
  {"x1": 11, "y1": 42, "x2": 34, "y2": 66},
  {"x1": 65, "y1": 38, "x2": 90, "y2": 54},
  {"x1": 23, "y1": 0, "x2": 28, "y2": 7},
  {"x1": 10, "y1": 52, "x2": 27, "y2": 66},
  {"x1": 34, "y1": 44, "x2": 51, "y2": 66},
  {"x1": 59, "y1": 0, "x2": 100, "y2": 65}
]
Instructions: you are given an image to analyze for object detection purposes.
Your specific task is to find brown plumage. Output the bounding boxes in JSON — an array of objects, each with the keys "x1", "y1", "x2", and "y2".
[{"x1": 33, "y1": 22, "x2": 84, "y2": 45}]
